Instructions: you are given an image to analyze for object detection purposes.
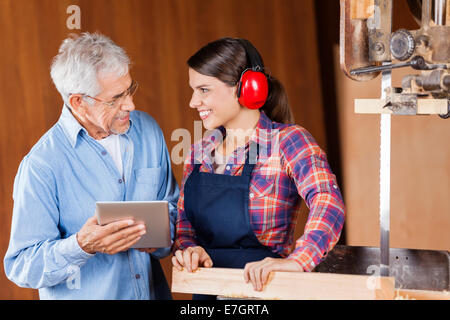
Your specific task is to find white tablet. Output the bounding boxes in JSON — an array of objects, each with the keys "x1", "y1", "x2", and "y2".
[{"x1": 95, "y1": 201, "x2": 171, "y2": 249}]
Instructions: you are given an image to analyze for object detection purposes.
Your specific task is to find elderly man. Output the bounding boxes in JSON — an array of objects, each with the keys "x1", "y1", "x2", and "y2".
[{"x1": 4, "y1": 33, "x2": 179, "y2": 299}]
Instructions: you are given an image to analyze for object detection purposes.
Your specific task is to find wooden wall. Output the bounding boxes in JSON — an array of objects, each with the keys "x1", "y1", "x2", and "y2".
[{"x1": 0, "y1": 0, "x2": 325, "y2": 299}]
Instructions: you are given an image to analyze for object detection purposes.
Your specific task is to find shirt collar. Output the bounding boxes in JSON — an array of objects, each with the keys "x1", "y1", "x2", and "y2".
[
  {"x1": 246, "y1": 111, "x2": 276, "y2": 161},
  {"x1": 58, "y1": 104, "x2": 134, "y2": 148},
  {"x1": 58, "y1": 104, "x2": 86, "y2": 148},
  {"x1": 195, "y1": 111, "x2": 276, "y2": 164},
  {"x1": 249, "y1": 111, "x2": 274, "y2": 146}
]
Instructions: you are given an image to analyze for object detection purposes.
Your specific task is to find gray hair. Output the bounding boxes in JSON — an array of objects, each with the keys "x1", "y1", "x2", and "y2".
[{"x1": 50, "y1": 32, "x2": 130, "y2": 107}]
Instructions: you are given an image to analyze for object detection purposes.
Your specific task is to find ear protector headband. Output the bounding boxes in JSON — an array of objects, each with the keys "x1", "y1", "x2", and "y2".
[{"x1": 236, "y1": 39, "x2": 269, "y2": 110}]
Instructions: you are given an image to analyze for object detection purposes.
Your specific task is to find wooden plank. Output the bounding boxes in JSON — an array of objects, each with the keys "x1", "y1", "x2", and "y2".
[
  {"x1": 417, "y1": 99, "x2": 449, "y2": 114},
  {"x1": 396, "y1": 289, "x2": 450, "y2": 300},
  {"x1": 354, "y1": 99, "x2": 395, "y2": 114},
  {"x1": 354, "y1": 99, "x2": 448, "y2": 114},
  {"x1": 447, "y1": 0, "x2": 450, "y2": 26},
  {"x1": 350, "y1": 0, "x2": 374, "y2": 19},
  {"x1": 172, "y1": 267, "x2": 395, "y2": 300}
]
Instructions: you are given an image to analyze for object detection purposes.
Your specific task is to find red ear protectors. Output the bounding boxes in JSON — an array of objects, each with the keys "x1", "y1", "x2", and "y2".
[
  {"x1": 237, "y1": 68, "x2": 269, "y2": 109},
  {"x1": 236, "y1": 39, "x2": 269, "y2": 110}
]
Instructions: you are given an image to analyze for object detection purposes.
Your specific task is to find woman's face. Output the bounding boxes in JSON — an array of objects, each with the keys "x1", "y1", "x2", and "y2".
[{"x1": 188, "y1": 68, "x2": 241, "y2": 130}]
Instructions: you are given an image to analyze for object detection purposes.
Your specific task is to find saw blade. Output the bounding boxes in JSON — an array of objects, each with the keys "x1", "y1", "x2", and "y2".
[{"x1": 379, "y1": 67, "x2": 392, "y2": 277}]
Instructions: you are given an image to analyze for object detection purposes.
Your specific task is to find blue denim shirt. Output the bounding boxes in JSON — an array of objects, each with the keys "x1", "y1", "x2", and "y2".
[{"x1": 4, "y1": 106, "x2": 179, "y2": 299}]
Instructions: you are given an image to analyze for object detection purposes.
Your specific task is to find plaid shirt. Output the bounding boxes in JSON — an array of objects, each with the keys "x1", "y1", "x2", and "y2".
[{"x1": 174, "y1": 112, "x2": 345, "y2": 272}]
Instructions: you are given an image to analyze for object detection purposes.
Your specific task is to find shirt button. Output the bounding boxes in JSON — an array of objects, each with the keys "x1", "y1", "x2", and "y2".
[
  {"x1": 135, "y1": 274, "x2": 141, "y2": 279},
  {"x1": 101, "y1": 151, "x2": 107, "y2": 156},
  {"x1": 249, "y1": 193, "x2": 254, "y2": 199},
  {"x1": 226, "y1": 165, "x2": 231, "y2": 171},
  {"x1": 333, "y1": 185, "x2": 338, "y2": 189},
  {"x1": 118, "y1": 179, "x2": 123, "y2": 184}
]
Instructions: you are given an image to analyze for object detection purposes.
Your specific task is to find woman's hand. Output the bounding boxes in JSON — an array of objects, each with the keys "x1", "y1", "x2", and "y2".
[
  {"x1": 243, "y1": 257, "x2": 303, "y2": 291},
  {"x1": 172, "y1": 246, "x2": 213, "y2": 272}
]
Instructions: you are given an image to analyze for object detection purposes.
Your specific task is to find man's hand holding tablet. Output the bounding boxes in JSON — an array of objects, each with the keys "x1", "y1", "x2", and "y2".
[{"x1": 77, "y1": 216, "x2": 146, "y2": 254}]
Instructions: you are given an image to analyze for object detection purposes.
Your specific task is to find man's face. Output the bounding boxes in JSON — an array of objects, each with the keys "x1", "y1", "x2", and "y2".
[{"x1": 84, "y1": 72, "x2": 135, "y2": 137}]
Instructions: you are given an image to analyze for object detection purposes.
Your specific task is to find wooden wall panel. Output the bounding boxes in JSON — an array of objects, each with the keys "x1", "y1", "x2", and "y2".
[{"x1": 0, "y1": 0, "x2": 324, "y2": 299}]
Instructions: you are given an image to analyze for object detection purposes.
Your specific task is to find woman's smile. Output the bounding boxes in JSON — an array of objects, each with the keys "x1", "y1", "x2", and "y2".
[{"x1": 199, "y1": 109, "x2": 212, "y2": 120}]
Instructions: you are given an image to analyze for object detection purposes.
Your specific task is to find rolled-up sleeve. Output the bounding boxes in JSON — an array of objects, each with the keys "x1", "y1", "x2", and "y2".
[
  {"x1": 4, "y1": 157, "x2": 94, "y2": 289},
  {"x1": 281, "y1": 127, "x2": 345, "y2": 272}
]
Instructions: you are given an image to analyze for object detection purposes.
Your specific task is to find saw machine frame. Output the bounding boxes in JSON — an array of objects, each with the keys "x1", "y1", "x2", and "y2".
[
  {"x1": 338, "y1": 0, "x2": 450, "y2": 291},
  {"x1": 341, "y1": 0, "x2": 450, "y2": 117}
]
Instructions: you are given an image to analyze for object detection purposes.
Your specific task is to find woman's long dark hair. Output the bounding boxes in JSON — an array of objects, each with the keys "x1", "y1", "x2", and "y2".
[{"x1": 187, "y1": 37, "x2": 294, "y2": 124}]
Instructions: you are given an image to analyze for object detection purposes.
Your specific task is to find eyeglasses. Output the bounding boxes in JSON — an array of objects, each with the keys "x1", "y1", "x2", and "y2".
[{"x1": 82, "y1": 80, "x2": 139, "y2": 108}]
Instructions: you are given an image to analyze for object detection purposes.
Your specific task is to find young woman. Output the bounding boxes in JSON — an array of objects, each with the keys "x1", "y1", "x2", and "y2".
[{"x1": 172, "y1": 38, "x2": 345, "y2": 294}]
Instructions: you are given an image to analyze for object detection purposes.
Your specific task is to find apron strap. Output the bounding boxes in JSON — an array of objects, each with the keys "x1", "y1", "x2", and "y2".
[
  {"x1": 192, "y1": 163, "x2": 202, "y2": 172},
  {"x1": 193, "y1": 143, "x2": 259, "y2": 176},
  {"x1": 242, "y1": 142, "x2": 259, "y2": 177},
  {"x1": 150, "y1": 255, "x2": 172, "y2": 300}
]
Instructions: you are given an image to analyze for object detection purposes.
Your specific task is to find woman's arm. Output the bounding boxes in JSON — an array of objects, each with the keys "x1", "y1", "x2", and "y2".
[
  {"x1": 243, "y1": 125, "x2": 345, "y2": 291},
  {"x1": 281, "y1": 125, "x2": 345, "y2": 271}
]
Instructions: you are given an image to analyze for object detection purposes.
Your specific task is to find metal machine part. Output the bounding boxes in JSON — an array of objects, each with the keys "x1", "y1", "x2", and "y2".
[
  {"x1": 315, "y1": 245, "x2": 450, "y2": 291},
  {"x1": 407, "y1": 0, "x2": 424, "y2": 25},
  {"x1": 402, "y1": 69, "x2": 450, "y2": 93},
  {"x1": 390, "y1": 29, "x2": 416, "y2": 61},
  {"x1": 379, "y1": 68, "x2": 392, "y2": 278},
  {"x1": 368, "y1": 0, "x2": 393, "y2": 62},
  {"x1": 411, "y1": 0, "x2": 449, "y2": 26},
  {"x1": 341, "y1": 0, "x2": 450, "y2": 117},
  {"x1": 350, "y1": 55, "x2": 447, "y2": 75},
  {"x1": 435, "y1": 0, "x2": 447, "y2": 25}
]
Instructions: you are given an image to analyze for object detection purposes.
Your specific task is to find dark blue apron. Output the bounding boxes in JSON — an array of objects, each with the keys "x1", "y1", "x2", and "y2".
[
  {"x1": 184, "y1": 146, "x2": 280, "y2": 298},
  {"x1": 150, "y1": 255, "x2": 172, "y2": 300}
]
